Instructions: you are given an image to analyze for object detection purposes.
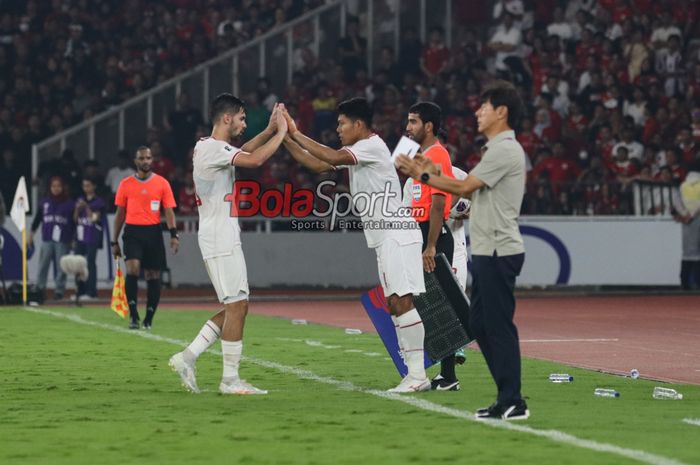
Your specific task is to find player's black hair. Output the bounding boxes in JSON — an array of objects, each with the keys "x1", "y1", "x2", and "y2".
[
  {"x1": 480, "y1": 80, "x2": 523, "y2": 129},
  {"x1": 409, "y1": 101, "x2": 442, "y2": 135},
  {"x1": 210, "y1": 93, "x2": 245, "y2": 123},
  {"x1": 337, "y1": 97, "x2": 373, "y2": 128}
]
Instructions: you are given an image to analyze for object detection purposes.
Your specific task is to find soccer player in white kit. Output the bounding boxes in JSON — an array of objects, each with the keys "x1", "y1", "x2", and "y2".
[
  {"x1": 169, "y1": 93, "x2": 287, "y2": 394},
  {"x1": 281, "y1": 98, "x2": 430, "y2": 393}
]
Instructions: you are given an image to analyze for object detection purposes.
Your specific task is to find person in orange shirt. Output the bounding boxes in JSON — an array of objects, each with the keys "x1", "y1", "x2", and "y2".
[
  {"x1": 405, "y1": 101, "x2": 460, "y2": 391},
  {"x1": 112, "y1": 146, "x2": 179, "y2": 330}
]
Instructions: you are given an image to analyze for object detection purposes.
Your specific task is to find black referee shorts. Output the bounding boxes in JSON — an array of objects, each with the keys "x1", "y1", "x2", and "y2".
[
  {"x1": 122, "y1": 224, "x2": 167, "y2": 270},
  {"x1": 418, "y1": 220, "x2": 454, "y2": 265}
]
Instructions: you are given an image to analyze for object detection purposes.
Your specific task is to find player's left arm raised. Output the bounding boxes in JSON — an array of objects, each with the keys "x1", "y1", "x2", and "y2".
[
  {"x1": 240, "y1": 103, "x2": 281, "y2": 153},
  {"x1": 233, "y1": 110, "x2": 288, "y2": 168}
]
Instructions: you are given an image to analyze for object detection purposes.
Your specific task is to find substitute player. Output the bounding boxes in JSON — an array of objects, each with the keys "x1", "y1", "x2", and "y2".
[
  {"x1": 405, "y1": 102, "x2": 460, "y2": 391},
  {"x1": 112, "y1": 146, "x2": 178, "y2": 330},
  {"x1": 281, "y1": 98, "x2": 429, "y2": 393},
  {"x1": 169, "y1": 94, "x2": 287, "y2": 395}
]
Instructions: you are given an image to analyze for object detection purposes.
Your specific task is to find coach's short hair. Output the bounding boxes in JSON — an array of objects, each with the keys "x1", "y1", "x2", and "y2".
[
  {"x1": 480, "y1": 80, "x2": 523, "y2": 129},
  {"x1": 337, "y1": 97, "x2": 373, "y2": 128},
  {"x1": 210, "y1": 93, "x2": 245, "y2": 123},
  {"x1": 409, "y1": 101, "x2": 442, "y2": 134}
]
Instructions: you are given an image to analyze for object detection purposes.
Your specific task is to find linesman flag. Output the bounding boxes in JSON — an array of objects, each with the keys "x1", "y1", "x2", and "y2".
[{"x1": 110, "y1": 259, "x2": 128, "y2": 318}]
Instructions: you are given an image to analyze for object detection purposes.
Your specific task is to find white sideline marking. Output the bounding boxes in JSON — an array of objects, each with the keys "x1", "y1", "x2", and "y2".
[
  {"x1": 23, "y1": 307, "x2": 690, "y2": 465},
  {"x1": 682, "y1": 418, "x2": 700, "y2": 427},
  {"x1": 521, "y1": 338, "x2": 619, "y2": 343}
]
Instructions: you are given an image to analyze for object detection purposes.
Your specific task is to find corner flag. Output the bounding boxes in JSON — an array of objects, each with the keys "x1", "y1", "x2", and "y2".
[
  {"x1": 10, "y1": 176, "x2": 29, "y2": 231},
  {"x1": 10, "y1": 177, "x2": 30, "y2": 305}
]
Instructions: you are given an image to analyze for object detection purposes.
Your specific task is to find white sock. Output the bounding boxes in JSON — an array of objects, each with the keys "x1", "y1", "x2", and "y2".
[
  {"x1": 397, "y1": 309, "x2": 426, "y2": 379},
  {"x1": 391, "y1": 315, "x2": 404, "y2": 359},
  {"x1": 183, "y1": 320, "x2": 221, "y2": 363},
  {"x1": 221, "y1": 340, "x2": 243, "y2": 382}
]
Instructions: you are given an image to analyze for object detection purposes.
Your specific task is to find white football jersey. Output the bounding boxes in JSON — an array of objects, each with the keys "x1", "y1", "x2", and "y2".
[
  {"x1": 192, "y1": 137, "x2": 243, "y2": 259},
  {"x1": 341, "y1": 134, "x2": 421, "y2": 248}
]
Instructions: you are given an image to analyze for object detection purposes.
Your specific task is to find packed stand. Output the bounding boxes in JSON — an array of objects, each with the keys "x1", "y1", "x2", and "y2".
[
  {"x1": 0, "y1": 0, "x2": 324, "y2": 206},
  {"x1": 3, "y1": 0, "x2": 700, "y2": 220}
]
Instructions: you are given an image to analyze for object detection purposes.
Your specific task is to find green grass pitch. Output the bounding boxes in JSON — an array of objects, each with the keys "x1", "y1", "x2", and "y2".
[{"x1": 1, "y1": 305, "x2": 699, "y2": 465}]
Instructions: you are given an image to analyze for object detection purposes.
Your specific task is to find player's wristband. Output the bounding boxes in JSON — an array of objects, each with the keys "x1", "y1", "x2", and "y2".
[
  {"x1": 420, "y1": 172, "x2": 430, "y2": 183},
  {"x1": 169, "y1": 228, "x2": 179, "y2": 239},
  {"x1": 110, "y1": 241, "x2": 118, "y2": 246}
]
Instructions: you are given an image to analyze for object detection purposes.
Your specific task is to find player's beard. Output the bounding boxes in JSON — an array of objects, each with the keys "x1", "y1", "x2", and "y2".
[{"x1": 139, "y1": 164, "x2": 152, "y2": 173}]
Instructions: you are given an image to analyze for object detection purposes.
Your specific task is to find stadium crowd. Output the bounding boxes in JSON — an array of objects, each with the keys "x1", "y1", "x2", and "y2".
[{"x1": 1, "y1": 0, "x2": 700, "y2": 219}]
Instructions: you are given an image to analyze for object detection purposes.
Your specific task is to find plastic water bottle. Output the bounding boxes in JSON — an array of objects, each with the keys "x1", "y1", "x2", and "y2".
[
  {"x1": 653, "y1": 387, "x2": 683, "y2": 400},
  {"x1": 291, "y1": 319, "x2": 308, "y2": 325},
  {"x1": 344, "y1": 328, "x2": 362, "y2": 335},
  {"x1": 630, "y1": 369, "x2": 640, "y2": 380},
  {"x1": 549, "y1": 373, "x2": 574, "y2": 383},
  {"x1": 594, "y1": 388, "x2": 620, "y2": 398}
]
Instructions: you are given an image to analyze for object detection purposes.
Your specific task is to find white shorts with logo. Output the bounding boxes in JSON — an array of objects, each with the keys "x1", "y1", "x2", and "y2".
[
  {"x1": 376, "y1": 239, "x2": 425, "y2": 297},
  {"x1": 203, "y1": 246, "x2": 249, "y2": 304},
  {"x1": 453, "y1": 245, "x2": 468, "y2": 292}
]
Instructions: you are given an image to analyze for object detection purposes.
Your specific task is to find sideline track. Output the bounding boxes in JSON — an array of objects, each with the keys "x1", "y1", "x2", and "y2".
[{"x1": 21, "y1": 306, "x2": 690, "y2": 465}]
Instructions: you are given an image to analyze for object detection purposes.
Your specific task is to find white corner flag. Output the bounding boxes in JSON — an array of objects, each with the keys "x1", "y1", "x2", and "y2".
[
  {"x1": 10, "y1": 176, "x2": 30, "y2": 305},
  {"x1": 10, "y1": 176, "x2": 30, "y2": 231}
]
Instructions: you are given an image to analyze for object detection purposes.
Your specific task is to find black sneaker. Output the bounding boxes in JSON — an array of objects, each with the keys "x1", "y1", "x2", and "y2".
[
  {"x1": 128, "y1": 319, "x2": 140, "y2": 330},
  {"x1": 476, "y1": 400, "x2": 530, "y2": 421},
  {"x1": 430, "y1": 375, "x2": 460, "y2": 391},
  {"x1": 475, "y1": 403, "x2": 500, "y2": 418},
  {"x1": 502, "y1": 400, "x2": 530, "y2": 420},
  {"x1": 142, "y1": 321, "x2": 152, "y2": 330}
]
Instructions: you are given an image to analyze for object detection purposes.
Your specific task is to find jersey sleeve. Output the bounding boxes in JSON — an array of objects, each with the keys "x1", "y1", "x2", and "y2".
[
  {"x1": 114, "y1": 179, "x2": 128, "y2": 207},
  {"x1": 209, "y1": 143, "x2": 241, "y2": 169},
  {"x1": 161, "y1": 178, "x2": 177, "y2": 208},
  {"x1": 343, "y1": 138, "x2": 380, "y2": 166}
]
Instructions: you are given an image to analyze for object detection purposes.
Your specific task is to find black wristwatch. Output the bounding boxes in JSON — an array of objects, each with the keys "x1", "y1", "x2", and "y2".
[
  {"x1": 110, "y1": 241, "x2": 118, "y2": 246},
  {"x1": 420, "y1": 172, "x2": 430, "y2": 183},
  {"x1": 169, "y1": 228, "x2": 179, "y2": 240}
]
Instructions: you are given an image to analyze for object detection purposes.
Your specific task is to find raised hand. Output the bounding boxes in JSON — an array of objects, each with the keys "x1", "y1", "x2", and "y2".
[
  {"x1": 281, "y1": 107, "x2": 298, "y2": 135},
  {"x1": 276, "y1": 108, "x2": 288, "y2": 134},
  {"x1": 267, "y1": 103, "x2": 279, "y2": 132}
]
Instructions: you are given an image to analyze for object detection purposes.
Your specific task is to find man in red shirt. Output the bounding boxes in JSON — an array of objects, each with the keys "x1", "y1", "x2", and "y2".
[
  {"x1": 112, "y1": 146, "x2": 179, "y2": 330},
  {"x1": 405, "y1": 101, "x2": 461, "y2": 391},
  {"x1": 420, "y1": 27, "x2": 450, "y2": 78}
]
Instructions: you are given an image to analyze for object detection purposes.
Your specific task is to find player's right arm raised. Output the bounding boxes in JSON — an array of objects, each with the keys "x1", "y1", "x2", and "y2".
[
  {"x1": 283, "y1": 136, "x2": 334, "y2": 173},
  {"x1": 233, "y1": 110, "x2": 288, "y2": 169},
  {"x1": 283, "y1": 109, "x2": 355, "y2": 166}
]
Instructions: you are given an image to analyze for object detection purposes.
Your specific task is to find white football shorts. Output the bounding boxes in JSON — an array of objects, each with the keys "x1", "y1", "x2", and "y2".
[
  {"x1": 375, "y1": 239, "x2": 425, "y2": 297},
  {"x1": 453, "y1": 245, "x2": 468, "y2": 292},
  {"x1": 203, "y1": 246, "x2": 249, "y2": 304}
]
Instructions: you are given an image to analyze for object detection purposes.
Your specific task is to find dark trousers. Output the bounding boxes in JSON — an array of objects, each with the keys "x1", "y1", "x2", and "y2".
[
  {"x1": 418, "y1": 221, "x2": 454, "y2": 264},
  {"x1": 470, "y1": 252, "x2": 525, "y2": 405},
  {"x1": 75, "y1": 242, "x2": 99, "y2": 297}
]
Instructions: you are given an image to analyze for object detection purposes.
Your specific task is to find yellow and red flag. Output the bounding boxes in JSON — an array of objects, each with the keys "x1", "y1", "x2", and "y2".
[{"x1": 110, "y1": 259, "x2": 128, "y2": 318}]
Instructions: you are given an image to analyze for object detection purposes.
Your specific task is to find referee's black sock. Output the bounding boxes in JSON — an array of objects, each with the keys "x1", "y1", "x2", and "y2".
[
  {"x1": 125, "y1": 274, "x2": 139, "y2": 321},
  {"x1": 145, "y1": 279, "x2": 161, "y2": 324},
  {"x1": 440, "y1": 354, "x2": 457, "y2": 382}
]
